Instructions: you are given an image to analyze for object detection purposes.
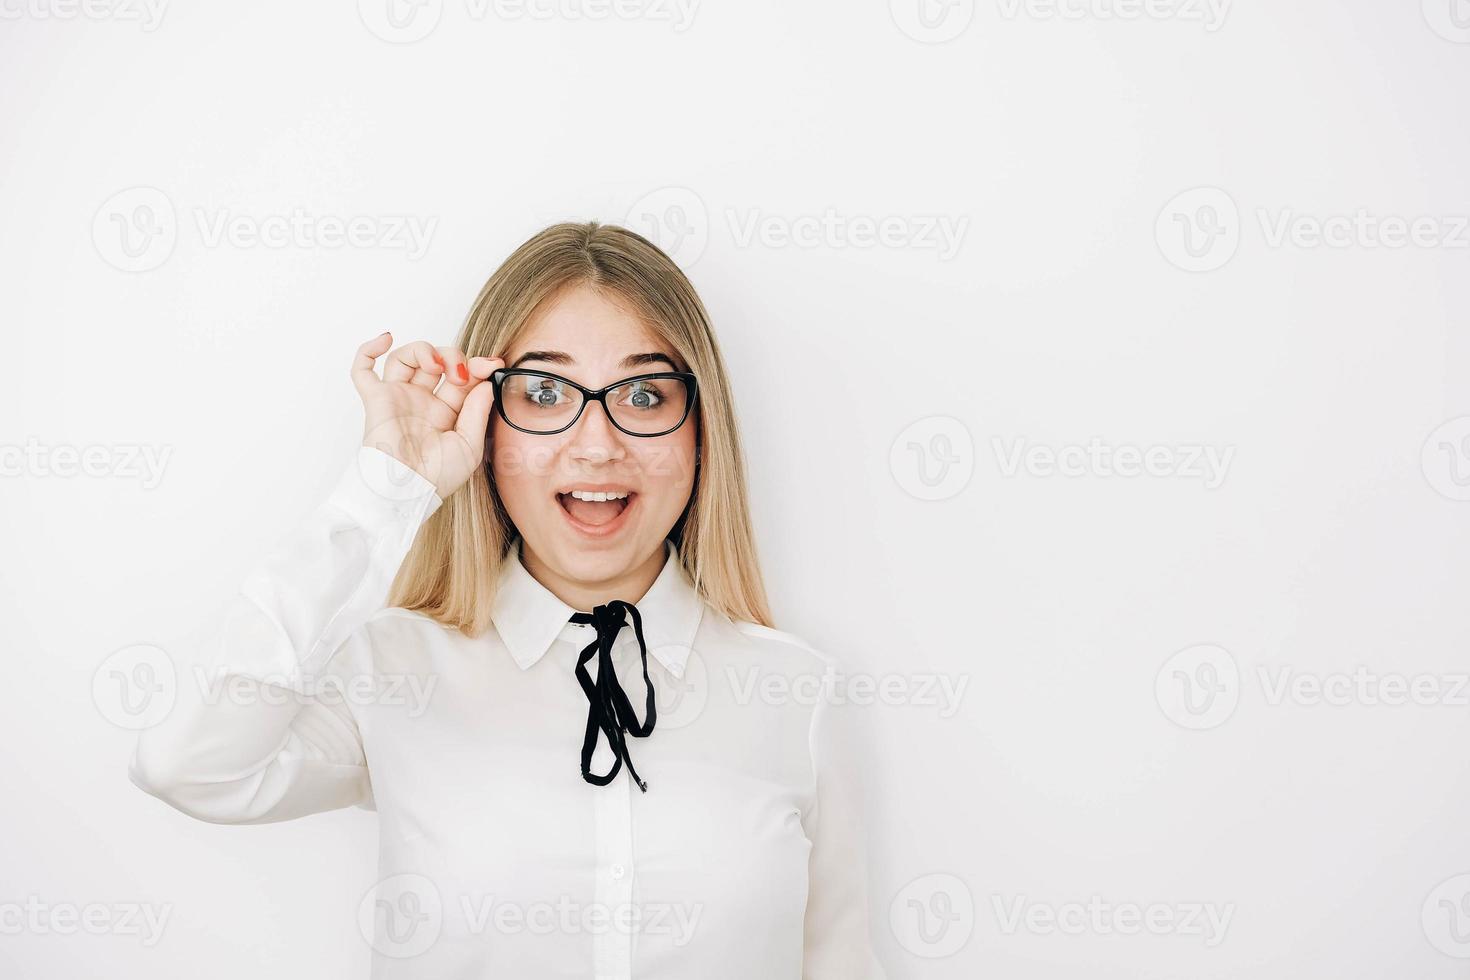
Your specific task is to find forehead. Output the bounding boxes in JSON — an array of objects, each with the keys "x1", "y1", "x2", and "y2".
[{"x1": 510, "y1": 283, "x2": 670, "y2": 363}]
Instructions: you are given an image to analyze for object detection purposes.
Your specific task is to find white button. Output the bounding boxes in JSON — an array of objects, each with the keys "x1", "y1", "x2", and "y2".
[{"x1": 610, "y1": 864, "x2": 626, "y2": 880}]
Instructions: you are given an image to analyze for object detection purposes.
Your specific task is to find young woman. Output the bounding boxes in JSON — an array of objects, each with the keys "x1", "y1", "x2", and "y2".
[{"x1": 129, "y1": 221, "x2": 885, "y2": 979}]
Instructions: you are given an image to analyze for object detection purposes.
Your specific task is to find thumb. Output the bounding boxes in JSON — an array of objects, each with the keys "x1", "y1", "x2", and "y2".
[{"x1": 455, "y1": 375, "x2": 497, "y2": 455}]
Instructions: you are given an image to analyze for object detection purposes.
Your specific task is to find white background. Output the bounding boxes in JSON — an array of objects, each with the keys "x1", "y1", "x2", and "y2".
[{"x1": 3, "y1": 0, "x2": 1470, "y2": 977}]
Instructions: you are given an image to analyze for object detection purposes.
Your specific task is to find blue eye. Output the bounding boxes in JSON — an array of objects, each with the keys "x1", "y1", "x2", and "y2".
[
  {"x1": 620, "y1": 382, "x2": 665, "y2": 411},
  {"x1": 521, "y1": 379, "x2": 571, "y2": 409}
]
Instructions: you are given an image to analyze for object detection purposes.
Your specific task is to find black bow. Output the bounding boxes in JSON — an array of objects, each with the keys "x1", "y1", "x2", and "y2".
[{"x1": 569, "y1": 600, "x2": 658, "y2": 792}]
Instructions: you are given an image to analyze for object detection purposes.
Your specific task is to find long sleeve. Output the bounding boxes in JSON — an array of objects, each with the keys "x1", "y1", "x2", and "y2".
[
  {"x1": 801, "y1": 665, "x2": 889, "y2": 980},
  {"x1": 127, "y1": 446, "x2": 442, "y2": 824}
]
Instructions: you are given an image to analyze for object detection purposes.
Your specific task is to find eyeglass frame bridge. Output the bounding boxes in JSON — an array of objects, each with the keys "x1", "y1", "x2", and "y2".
[{"x1": 489, "y1": 368, "x2": 700, "y2": 438}]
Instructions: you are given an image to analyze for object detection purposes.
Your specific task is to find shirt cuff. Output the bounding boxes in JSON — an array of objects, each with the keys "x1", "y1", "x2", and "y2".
[{"x1": 330, "y1": 445, "x2": 445, "y2": 530}]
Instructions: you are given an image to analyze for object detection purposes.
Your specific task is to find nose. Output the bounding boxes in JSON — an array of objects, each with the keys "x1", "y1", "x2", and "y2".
[{"x1": 566, "y1": 396, "x2": 627, "y2": 465}]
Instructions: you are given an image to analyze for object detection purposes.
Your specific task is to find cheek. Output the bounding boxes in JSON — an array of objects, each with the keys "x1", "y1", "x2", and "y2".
[
  {"x1": 634, "y1": 435, "x2": 698, "y2": 506},
  {"x1": 489, "y1": 424, "x2": 556, "y2": 513}
]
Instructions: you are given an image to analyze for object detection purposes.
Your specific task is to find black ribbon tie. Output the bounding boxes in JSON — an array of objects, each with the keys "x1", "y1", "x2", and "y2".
[{"x1": 569, "y1": 600, "x2": 658, "y2": 792}]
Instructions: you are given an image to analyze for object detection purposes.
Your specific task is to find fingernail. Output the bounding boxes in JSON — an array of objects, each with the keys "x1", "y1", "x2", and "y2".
[{"x1": 457, "y1": 363, "x2": 469, "y2": 383}]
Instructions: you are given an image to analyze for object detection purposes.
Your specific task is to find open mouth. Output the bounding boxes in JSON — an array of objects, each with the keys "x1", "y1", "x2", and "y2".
[{"x1": 556, "y1": 490, "x2": 637, "y2": 536}]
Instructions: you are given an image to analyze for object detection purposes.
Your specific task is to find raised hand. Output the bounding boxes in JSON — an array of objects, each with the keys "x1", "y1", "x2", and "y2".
[{"x1": 351, "y1": 332, "x2": 504, "y2": 499}]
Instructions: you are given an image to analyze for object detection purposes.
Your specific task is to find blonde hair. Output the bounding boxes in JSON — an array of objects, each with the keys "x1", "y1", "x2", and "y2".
[{"x1": 388, "y1": 220, "x2": 774, "y2": 635}]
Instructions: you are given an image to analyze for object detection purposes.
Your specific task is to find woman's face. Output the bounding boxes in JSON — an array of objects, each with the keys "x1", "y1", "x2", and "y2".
[{"x1": 491, "y1": 283, "x2": 698, "y2": 587}]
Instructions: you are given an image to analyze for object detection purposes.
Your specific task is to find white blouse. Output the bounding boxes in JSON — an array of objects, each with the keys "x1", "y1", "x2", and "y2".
[{"x1": 128, "y1": 447, "x2": 886, "y2": 980}]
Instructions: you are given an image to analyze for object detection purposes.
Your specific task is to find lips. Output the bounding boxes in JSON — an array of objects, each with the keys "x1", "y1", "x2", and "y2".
[{"x1": 556, "y1": 491, "x2": 637, "y2": 537}]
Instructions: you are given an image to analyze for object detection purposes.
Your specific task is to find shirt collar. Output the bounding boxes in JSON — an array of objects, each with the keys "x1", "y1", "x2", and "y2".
[{"x1": 490, "y1": 536, "x2": 705, "y2": 678}]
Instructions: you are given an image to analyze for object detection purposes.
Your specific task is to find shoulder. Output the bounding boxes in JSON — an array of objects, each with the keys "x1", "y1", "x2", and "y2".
[
  {"x1": 366, "y1": 604, "x2": 449, "y2": 629},
  {"x1": 359, "y1": 605, "x2": 463, "y2": 647},
  {"x1": 721, "y1": 617, "x2": 841, "y2": 677},
  {"x1": 723, "y1": 619, "x2": 847, "y2": 787}
]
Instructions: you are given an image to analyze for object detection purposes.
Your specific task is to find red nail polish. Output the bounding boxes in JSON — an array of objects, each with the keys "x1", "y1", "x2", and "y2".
[{"x1": 457, "y1": 363, "x2": 469, "y2": 382}]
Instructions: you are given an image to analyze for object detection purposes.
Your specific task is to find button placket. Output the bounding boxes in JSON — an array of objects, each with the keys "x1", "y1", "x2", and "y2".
[{"x1": 593, "y1": 760, "x2": 635, "y2": 980}]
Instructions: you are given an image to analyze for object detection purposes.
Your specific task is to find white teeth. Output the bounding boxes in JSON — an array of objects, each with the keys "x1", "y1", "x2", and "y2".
[{"x1": 567, "y1": 490, "x2": 629, "y2": 502}]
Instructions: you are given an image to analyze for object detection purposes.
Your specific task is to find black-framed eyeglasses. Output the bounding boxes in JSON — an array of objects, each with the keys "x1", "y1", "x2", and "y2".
[{"x1": 490, "y1": 368, "x2": 699, "y2": 438}]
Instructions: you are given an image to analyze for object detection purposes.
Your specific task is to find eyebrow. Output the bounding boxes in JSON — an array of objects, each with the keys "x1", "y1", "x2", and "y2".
[{"x1": 510, "y1": 350, "x2": 679, "y2": 371}]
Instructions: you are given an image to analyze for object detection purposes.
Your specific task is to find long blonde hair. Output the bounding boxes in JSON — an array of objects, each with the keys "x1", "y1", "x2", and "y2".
[{"x1": 388, "y1": 220, "x2": 774, "y2": 635}]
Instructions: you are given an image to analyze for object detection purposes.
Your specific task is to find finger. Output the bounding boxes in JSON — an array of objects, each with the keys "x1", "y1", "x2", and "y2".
[
  {"x1": 467, "y1": 355, "x2": 498, "y2": 381},
  {"x1": 423, "y1": 396, "x2": 459, "y2": 432},
  {"x1": 384, "y1": 341, "x2": 446, "y2": 388},
  {"x1": 429, "y1": 346, "x2": 471, "y2": 409},
  {"x1": 454, "y1": 359, "x2": 502, "y2": 450},
  {"x1": 437, "y1": 346, "x2": 471, "y2": 387},
  {"x1": 351, "y1": 332, "x2": 392, "y2": 395},
  {"x1": 434, "y1": 353, "x2": 497, "y2": 414}
]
